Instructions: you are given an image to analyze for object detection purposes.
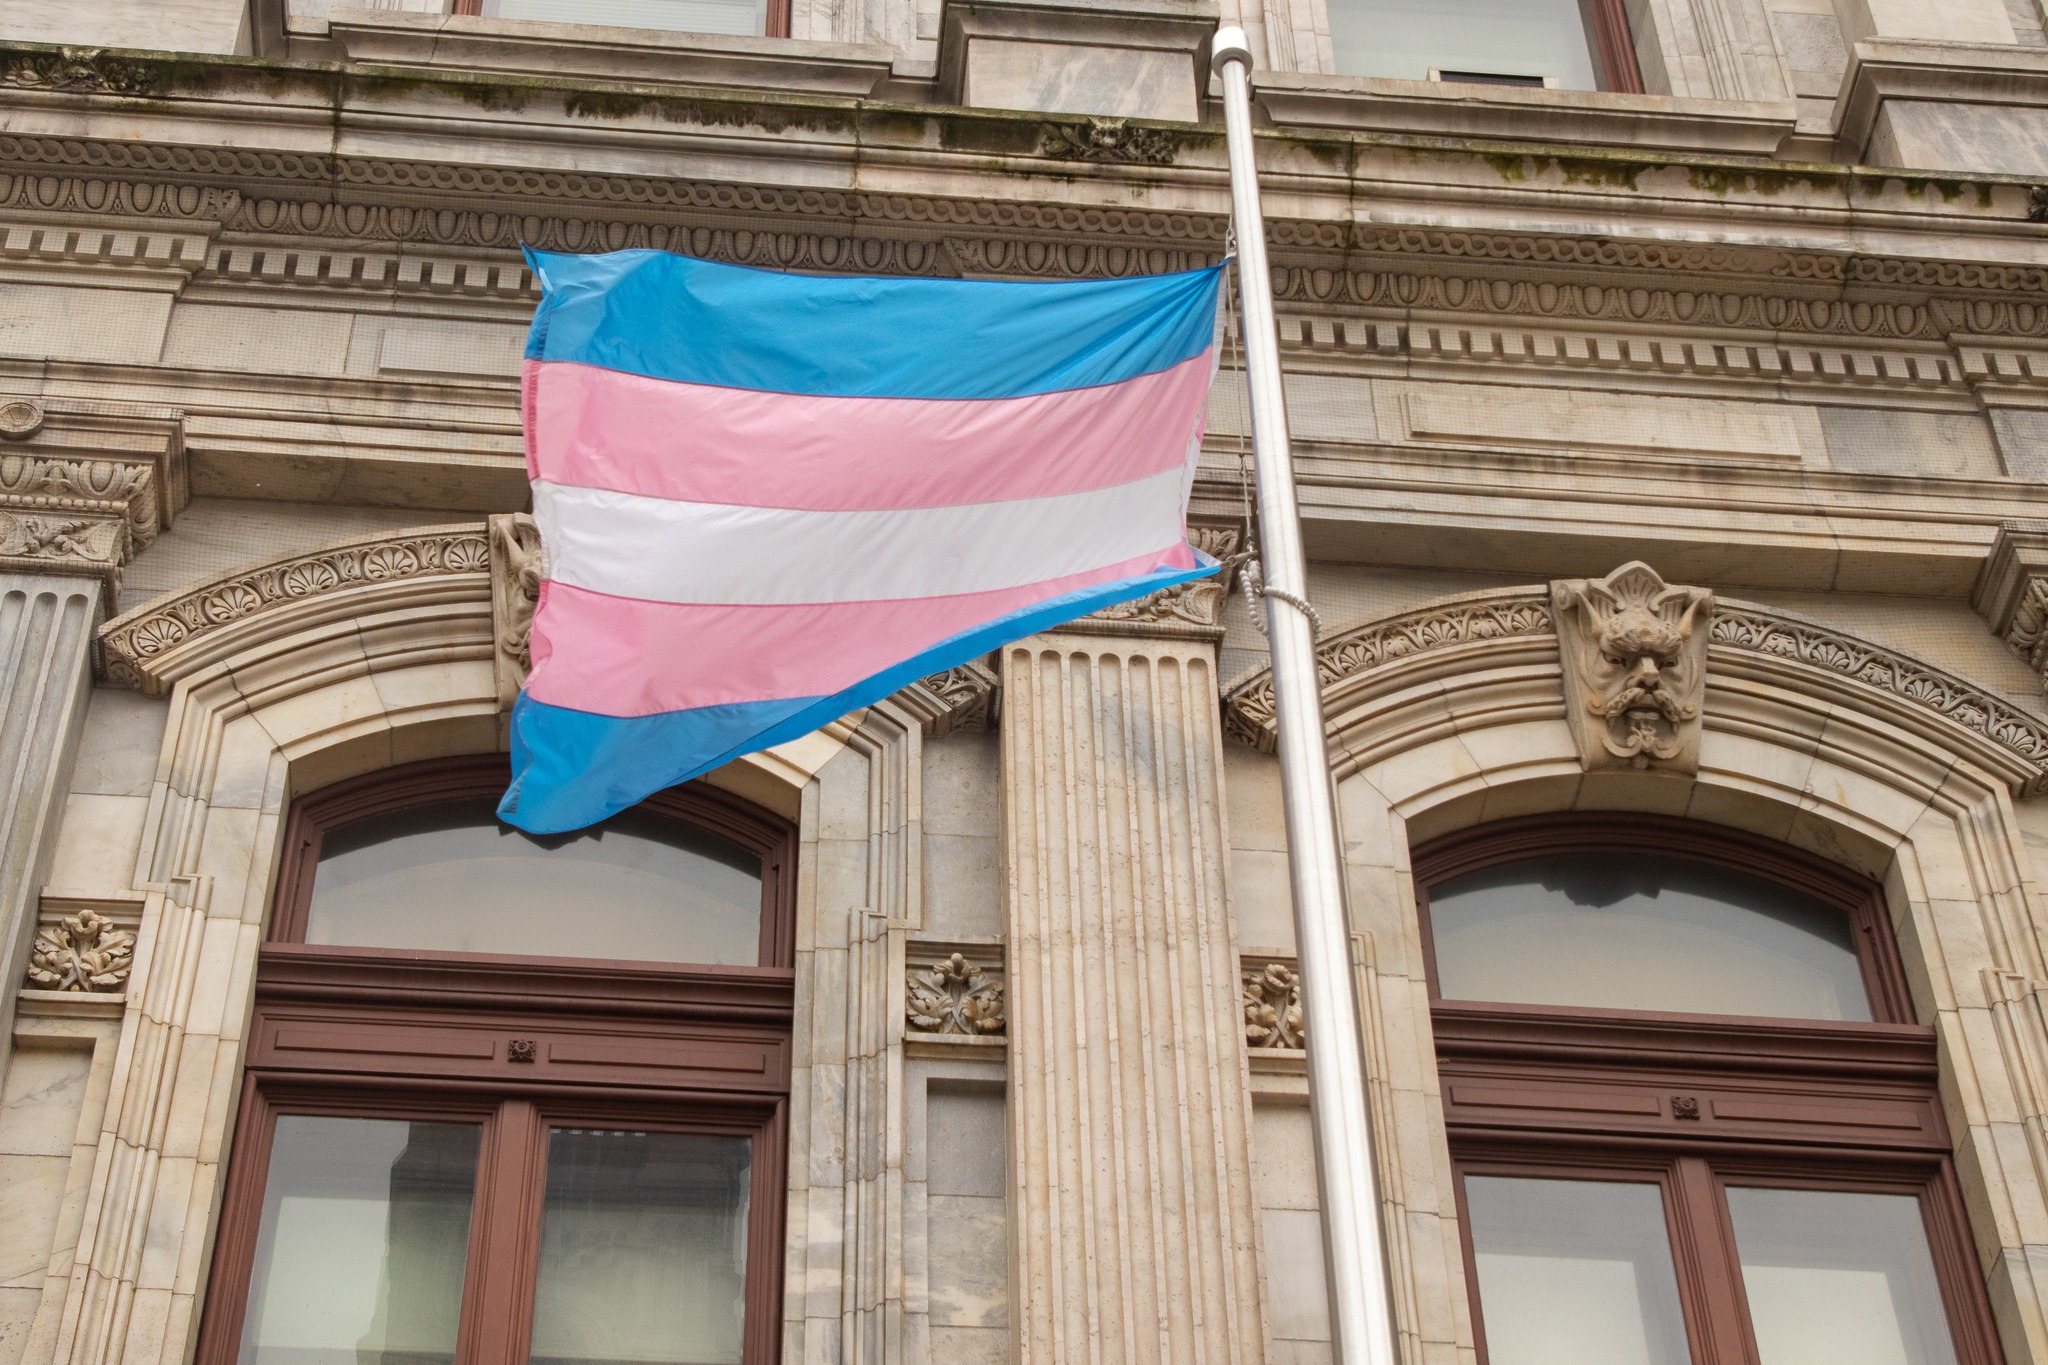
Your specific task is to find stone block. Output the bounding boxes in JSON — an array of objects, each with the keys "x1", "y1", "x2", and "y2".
[
  {"x1": 922, "y1": 834, "x2": 1004, "y2": 936},
  {"x1": 1820, "y1": 407, "x2": 2003, "y2": 479},
  {"x1": 1389, "y1": 380, "x2": 1826, "y2": 467},
  {"x1": 1836, "y1": 0, "x2": 2015, "y2": 45},
  {"x1": 1259, "y1": 1205, "x2": 1334, "y2": 1342},
  {"x1": 936, "y1": 0, "x2": 1216, "y2": 120},
  {"x1": 922, "y1": 734, "x2": 1000, "y2": 838},
  {"x1": 926, "y1": 1193, "x2": 1008, "y2": 1328},
  {"x1": 926, "y1": 1087, "x2": 1005, "y2": 1198},
  {"x1": 0, "y1": 1152, "x2": 69, "y2": 1287},
  {"x1": 0, "y1": 287, "x2": 174, "y2": 366},
  {"x1": 160, "y1": 305, "x2": 353, "y2": 376},
  {"x1": 0, "y1": 0, "x2": 250, "y2": 50},
  {"x1": 68, "y1": 690, "x2": 168, "y2": 800},
  {"x1": 0, "y1": 1043, "x2": 92, "y2": 1160}
]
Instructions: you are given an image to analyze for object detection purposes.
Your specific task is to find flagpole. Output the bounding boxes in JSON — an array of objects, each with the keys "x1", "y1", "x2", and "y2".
[{"x1": 1210, "y1": 27, "x2": 1403, "y2": 1365}]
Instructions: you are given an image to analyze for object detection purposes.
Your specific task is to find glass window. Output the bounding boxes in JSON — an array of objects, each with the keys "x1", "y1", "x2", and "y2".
[
  {"x1": 1427, "y1": 851, "x2": 1872, "y2": 1020},
  {"x1": 532, "y1": 1130, "x2": 753, "y2": 1365},
  {"x1": 238, "y1": 1117, "x2": 480, "y2": 1365},
  {"x1": 1728, "y1": 1188, "x2": 1960, "y2": 1365},
  {"x1": 478, "y1": 0, "x2": 768, "y2": 37},
  {"x1": 1464, "y1": 1175, "x2": 1691, "y2": 1365},
  {"x1": 307, "y1": 797, "x2": 763, "y2": 966},
  {"x1": 1326, "y1": 0, "x2": 1601, "y2": 89}
]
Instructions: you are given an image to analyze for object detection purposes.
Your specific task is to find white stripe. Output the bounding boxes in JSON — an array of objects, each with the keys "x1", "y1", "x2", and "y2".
[{"x1": 533, "y1": 467, "x2": 1193, "y2": 605}]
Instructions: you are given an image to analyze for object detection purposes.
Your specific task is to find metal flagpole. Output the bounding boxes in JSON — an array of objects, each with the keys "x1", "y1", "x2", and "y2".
[{"x1": 1210, "y1": 27, "x2": 1403, "y2": 1365}]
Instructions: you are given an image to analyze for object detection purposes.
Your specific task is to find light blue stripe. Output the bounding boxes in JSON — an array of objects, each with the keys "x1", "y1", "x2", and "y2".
[
  {"x1": 498, "y1": 555, "x2": 1220, "y2": 833},
  {"x1": 524, "y1": 248, "x2": 1223, "y2": 401}
]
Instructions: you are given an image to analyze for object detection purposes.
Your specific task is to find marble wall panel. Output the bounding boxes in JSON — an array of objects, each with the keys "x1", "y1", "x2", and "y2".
[{"x1": 0, "y1": 0, "x2": 248, "y2": 53}]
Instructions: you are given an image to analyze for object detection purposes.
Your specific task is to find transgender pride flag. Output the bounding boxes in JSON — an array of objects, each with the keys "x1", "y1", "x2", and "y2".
[{"x1": 500, "y1": 248, "x2": 1223, "y2": 833}]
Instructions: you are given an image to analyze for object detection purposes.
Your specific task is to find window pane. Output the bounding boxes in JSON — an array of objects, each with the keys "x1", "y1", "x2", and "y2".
[
  {"x1": 531, "y1": 1129, "x2": 753, "y2": 1365},
  {"x1": 1428, "y1": 851, "x2": 1872, "y2": 1020},
  {"x1": 308, "y1": 798, "x2": 763, "y2": 966},
  {"x1": 480, "y1": 0, "x2": 768, "y2": 37},
  {"x1": 1728, "y1": 1188, "x2": 1960, "y2": 1365},
  {"x1": 1464, "y1": 1176, "x2": 1691, "y2": 1365},
  {"x1": 239, "y1": 1117, "x2": 480, "y2": 1365},
  {"x1": 1327, "y1": 0, "x2": 1601, "y2": 89}
]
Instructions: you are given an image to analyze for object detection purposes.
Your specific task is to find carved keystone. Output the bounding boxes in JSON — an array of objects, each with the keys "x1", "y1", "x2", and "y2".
[{"x1": 1551, "y1": 562, "x2": 1713, "y2": 775}]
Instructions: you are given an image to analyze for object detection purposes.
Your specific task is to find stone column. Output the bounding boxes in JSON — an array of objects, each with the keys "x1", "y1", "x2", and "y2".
[
  {"x1": 0, "y1": 574, "x2": 102, "y2": 1062},
  {"x1": 999, "y1": 562, "x2": 1268, "y2": 1365}
]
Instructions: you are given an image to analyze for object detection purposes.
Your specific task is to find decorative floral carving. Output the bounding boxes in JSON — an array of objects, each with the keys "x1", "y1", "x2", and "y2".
[
  {"x1": 0, "y1": 455, "x2": 162, "y2": 554},
  {"x1": 906, "y1": 953, "x2": 1004, "y2": 1036},
  {"x1": 1712, "y1": 606, "x2": 2048, "y2": 775},
  {"x1": 1552, "y1": 563, "x2": 1714, "y2": 774},
  {"x1": 1242, "y1": 961, "x2": 1304, "y2": 1049},
  {"x1": 1224, "y1": 593, "x2": 1552, "y2": 749},
  {"x1": 99, "y1": 526, "x2": 492, "y2": 694},
  {"x1": 917, "y1": 660, "x2": 999, "y2": 738},
  {"x1": 27, "y1": 909, "x2": 135, "y2": 993},
  {"x1": 1079, "y1": 528, "x2": 1241, "y2": 636},
  {"x1": 1039, "y1": 117, "x2": 1178, "y2": 166},
  {"x1": 2005, "y1": 578, "x2": 2048, "y2": 677}
]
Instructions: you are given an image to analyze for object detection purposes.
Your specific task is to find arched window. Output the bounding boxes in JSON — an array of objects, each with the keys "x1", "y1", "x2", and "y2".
[
  {"x1": 198, "y1": 756, "x2": 795, "y2": 1365},
  {"x1": 1417, "y1": 814, "x2": 2001, "y2": 1365}
]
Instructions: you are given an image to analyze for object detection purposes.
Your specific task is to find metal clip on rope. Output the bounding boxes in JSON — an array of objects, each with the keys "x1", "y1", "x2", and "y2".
[{"x1": 1242, "y1": 556, "x2": 1323, "y2": 638}]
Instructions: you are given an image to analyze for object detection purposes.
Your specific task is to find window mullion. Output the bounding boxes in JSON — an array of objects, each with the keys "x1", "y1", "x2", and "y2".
[
  {"x1": 1670, "y1": 1156, "x2": 1758, "y2": 1365},
  {"x1": 461, "y1": 1098, "x2": 548, "y2": 1365}
]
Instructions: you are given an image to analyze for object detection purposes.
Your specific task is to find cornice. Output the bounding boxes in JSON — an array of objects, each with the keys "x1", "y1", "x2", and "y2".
[{"x1": 1223, "y1": 585, "x2": 2048, "y2": 796}]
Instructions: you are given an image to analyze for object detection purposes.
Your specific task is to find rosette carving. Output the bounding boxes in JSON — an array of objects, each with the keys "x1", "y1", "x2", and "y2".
[
  {"x1": 906, "y1": 952, "x2": 1005, "y2": 1036},
  {"x1": 1242, "y1": 960, "x2": 1304, "y2": 1049},
  {"x1": 27, "y1": 908, "x2": 135, "y2": 993}
]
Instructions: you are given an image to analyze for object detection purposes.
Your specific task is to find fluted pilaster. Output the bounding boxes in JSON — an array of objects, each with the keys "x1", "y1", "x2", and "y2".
[
  {"x1": 1001, "y1": 632, "x2": 1266, "y2": 1365},
  {"x1": 0, "y1": 574, "x2": 101, "y2": 1057}
]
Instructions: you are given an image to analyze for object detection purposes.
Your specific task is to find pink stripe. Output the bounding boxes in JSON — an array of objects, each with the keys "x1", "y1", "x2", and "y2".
[
  {"x1": 525, "y1": 545, "x2": 1197, "y2": 716},
  {"x1": 524, "y1": 354, "x2": 1211, "y2": 512}
]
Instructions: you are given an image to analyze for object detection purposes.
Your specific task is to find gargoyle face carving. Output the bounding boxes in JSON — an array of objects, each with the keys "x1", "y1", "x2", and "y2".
[
  {"x1": 1552, "y1": 563, "x2": 1714, "y2": 772},
  {"x1": 1593, "y1": 605, "x2": 1693, "y2": 735}
]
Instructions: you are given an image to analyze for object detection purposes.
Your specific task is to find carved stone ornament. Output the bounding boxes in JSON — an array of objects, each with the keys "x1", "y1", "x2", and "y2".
[
  {"x1": 1551, "y1": 562, "x2": 1714, "y2": 774},
  {"x1": 98, "y1": 524, "x2": 491, "y2": 694},
  {"x1": 1242, "y1": 960, "x2": 1304, "y2": 1049},
  {"x1": 0, "y1": 398, "x2": 44, "y2": 440},
  {"x1": 1071, "y1": 527, "x2": 1241, "y2": 640},
  {"x1": 489, "y1": 512, "x2": 545, "y2": 710},
  {"x1": 27, "y1": 908, "x2": 136, "y2": 993},
  {"x1": 905, "y1": 952, "x2": 1005, "y2": 1036},
  {"x1": 1224, "y1": 590, "x2": 1554, "y2": 749},
  {"x1": 1039, "y1": 117, "x2": 1178, "y2": 166},
  {"x1": 0, "y1": 401, "x2": 184, "y2": 600},
  {"x1": 915, "y1": 660, "x2": 1000, "y2": 738}
]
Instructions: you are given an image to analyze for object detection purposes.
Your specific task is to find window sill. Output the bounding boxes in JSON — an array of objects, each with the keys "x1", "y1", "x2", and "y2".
[
  {"x1": 319, "y1": 6, "x2": 899, "y2": 97},
  {"x1": 1251, "y1": 69, "x2": 1798, "y2": 158}
]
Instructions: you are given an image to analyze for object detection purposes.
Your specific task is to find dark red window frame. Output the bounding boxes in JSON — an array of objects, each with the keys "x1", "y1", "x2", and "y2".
[
  {"x1": 197, "y1": 755, "x2": 797, "y2": 1365},
  {"x1": 1583, "y1": 0, "x2": 1645, "y2": 94},
  {"x1": 1416, "y1": 813, "x2": 2003, "y2": 1365}
]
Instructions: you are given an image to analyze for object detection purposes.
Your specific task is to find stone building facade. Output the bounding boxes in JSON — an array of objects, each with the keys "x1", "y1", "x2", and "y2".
[{"x1": 8, "y1": 0, "x2": 2048, "y2": 1363}]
